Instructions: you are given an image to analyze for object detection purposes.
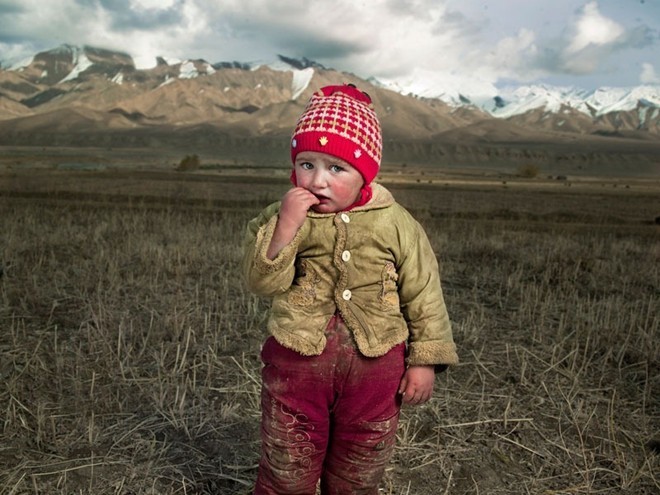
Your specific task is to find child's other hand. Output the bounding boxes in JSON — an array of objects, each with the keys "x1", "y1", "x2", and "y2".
[
  {"x1": 398, "y1": 365, "x2": 435, "y2": 405},
  {"x1": 279, "y1": 187, "x2": 320, "y2": 230}
]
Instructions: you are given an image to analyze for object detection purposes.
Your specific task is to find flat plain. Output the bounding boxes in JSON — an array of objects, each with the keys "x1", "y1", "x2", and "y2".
[{"x1": 1, "y1": 154, "x2": 658, "y2": 494}]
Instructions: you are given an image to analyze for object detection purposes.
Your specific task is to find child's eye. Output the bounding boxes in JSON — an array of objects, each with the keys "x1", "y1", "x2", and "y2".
[
  {"x1": 330, "y1": 164, "x2": 344, "y2": 173},
  {"x1": 300, "y1": 162, "x2": 314, "y2": 170}
]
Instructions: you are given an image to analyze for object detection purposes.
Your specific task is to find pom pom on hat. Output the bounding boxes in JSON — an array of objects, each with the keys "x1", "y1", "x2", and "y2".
[{"x1": 290, "y1": 84, "x2": 382, "y2": 186}]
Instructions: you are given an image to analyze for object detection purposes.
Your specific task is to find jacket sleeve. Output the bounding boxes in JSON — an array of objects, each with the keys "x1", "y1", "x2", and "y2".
[
  {"x1": 241, "y1": 202, "x2": 306, "y2": 297},
  {"x1": 396, "y1": 216, "x2": 458, "y2": 368}
]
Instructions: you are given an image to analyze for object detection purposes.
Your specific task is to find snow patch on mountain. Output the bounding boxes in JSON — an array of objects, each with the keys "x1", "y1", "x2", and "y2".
[
  {"x1": 258, "y1": 57, "x2": 315, "y2": 100},
  {"x1": 489, "y1": 85, "x2": 592, "y2": 118},
  {"x1": 111, "y1": 72, "x2": 124, "y2": 85},
  {"x1": 177, "y1": 60, "x2": 215, "y2": 79},
  {"x1": 584, "y1": 86, "x2": 660, "y2": 115},
  {"x1": 179, "y1": 61, "x2": 199, "y2": 79},
  {"x1": 133, "y1": 54, "x2": 182, "y2": 69},
  {"x1": 375, "y1": 68, "x2": 499, "y2": 109},
  {"x1": 133, "y1": 55, "x2": 159, "y2": 70},
  {"x1": 291, "y1": 68, "x2": 314, "y2": 100},
  {"x1": 59, "y1": 47, "x2": 93, "y2": 83},
  {"x1": 7, "y1": 55, "x2": 34, "y2": 71},
  {"x1": 159, "y1": 76, "x2": 175, "y2": 88}
]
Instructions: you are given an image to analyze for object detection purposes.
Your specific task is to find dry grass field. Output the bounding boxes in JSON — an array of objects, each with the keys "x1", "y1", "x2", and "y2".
[{"x1": 0, "y1": 166, "x2": 658, "y2": 494}]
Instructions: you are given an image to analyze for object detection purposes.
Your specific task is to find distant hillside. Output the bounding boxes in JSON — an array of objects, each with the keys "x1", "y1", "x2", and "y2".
[{"x1": 1, "y1": 44, "x2": 659, "y2": 177}]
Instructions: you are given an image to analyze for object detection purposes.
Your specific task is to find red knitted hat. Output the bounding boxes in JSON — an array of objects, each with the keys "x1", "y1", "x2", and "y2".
[{"x1": 291, "y1": 84, "x2": 382, "y2": 186}]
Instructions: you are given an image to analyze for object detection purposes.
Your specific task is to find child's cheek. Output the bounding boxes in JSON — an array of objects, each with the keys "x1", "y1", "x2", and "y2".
[{"x1": 335, "y1": 183, "x2": 358, "y2": 201}]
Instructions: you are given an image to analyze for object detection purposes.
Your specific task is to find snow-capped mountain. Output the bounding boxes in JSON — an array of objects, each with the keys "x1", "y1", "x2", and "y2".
[
  {"x1": 372, "y1": 68, "x2": 501, "y2": 110},
  {"x1": 0, "y1": 44, "x2": 659, "y2": 177},
  {"x1": 374, "y1": 70, "x2": 660, "y2": 123},
  {"x1": 486, "y1": 84, "x2": 659, "y2": 120},
  {"x1": 3, "y1": 44, "x2": 659, "y2": 126},
  {"x1": 374, "y1": 76, "x2": 659, "y2": 137}
]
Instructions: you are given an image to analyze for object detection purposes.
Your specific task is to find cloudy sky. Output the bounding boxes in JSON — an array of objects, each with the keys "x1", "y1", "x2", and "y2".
[{"x1": 0, "y1": 0, "x2": 658, "y2": 90}]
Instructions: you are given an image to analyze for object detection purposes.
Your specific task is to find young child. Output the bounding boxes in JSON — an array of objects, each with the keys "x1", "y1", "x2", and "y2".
[{"x1": 242, "y1": 84, "x2": 458, "y2": 494}]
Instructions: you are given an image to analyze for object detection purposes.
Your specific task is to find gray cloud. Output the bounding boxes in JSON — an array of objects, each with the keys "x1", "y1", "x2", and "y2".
[
  {"x1": 278, "y1": 36, "x2": 368, "y2": 61},
  {"x1": 432, "y1": 9, "x2": 483, "y2": 39},
  {"x1": 0, "y1": 0, "x2": 24, "y2": 14},
  {"x1": 385, "y1": 0, "x2": 436, "y2": 19},
  {"x1": 619, "y1": 25, "x2": 657, "y2": 50},
  {"x1": 0, "y1": 0, "x2": 658, "y2": 88},
  {"x1": 0, "y1": 2, "x2": 29, "y2": 43},
  {"x1": 208, "y1": 16, "x2": 367, "y2": 62},
  {"x1": 513, "y1": 3, "x2": 658, "y2": 78},
  {"x1": 74, "y1": 0, "x2": 185, "y2": 31},
  {"x1": 203, "y1": 2, "x2": 376, "y2": 64}
]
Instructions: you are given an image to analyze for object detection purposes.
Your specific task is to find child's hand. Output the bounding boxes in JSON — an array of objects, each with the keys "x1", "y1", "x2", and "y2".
[
  {"x1": 279, "y1": 187, "x2": 320, "y2": 231},
  {"x1": 266, "y1": 187, "x2": 319, "y2": 260},
  {"x1": 398, "y1": 365, "x2": 435, "y2": 405}
]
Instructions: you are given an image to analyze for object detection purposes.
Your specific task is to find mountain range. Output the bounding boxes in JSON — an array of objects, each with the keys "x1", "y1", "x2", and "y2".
[{"x1": 1, "y1": 44, "x2": 658, "y2": 176}]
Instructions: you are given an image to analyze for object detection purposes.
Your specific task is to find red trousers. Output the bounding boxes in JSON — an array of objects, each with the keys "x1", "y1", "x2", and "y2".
[{"x1": 254, "y1": 314, "x2": 405, "y2": 495}]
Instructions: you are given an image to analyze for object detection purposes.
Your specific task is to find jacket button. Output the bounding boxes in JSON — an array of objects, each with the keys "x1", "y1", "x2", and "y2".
[
  {"x1": 342, "y1": 289, "x2": 352, "y2": 300},
  {"x1": 340, "y1": 213, "x2": 350, "y2": 223},
  {"x1": 341, "y1": 250, "x2": 351, "y2": 262}
]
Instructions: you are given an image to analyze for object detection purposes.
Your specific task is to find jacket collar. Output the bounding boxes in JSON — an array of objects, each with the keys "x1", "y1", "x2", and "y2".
[{"x1": 350, "y1": 183, "x2": 394, "y2": 211}]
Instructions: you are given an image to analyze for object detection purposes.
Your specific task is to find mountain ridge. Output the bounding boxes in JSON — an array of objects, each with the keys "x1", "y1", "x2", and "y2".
[{"x1": 1, "y1": 44, "x2": 658, "y2": 176}]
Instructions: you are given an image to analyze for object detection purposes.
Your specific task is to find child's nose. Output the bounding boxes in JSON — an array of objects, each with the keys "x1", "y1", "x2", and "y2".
[{"x1": 311, "y1": 170, "x2": 328, "y2": 188}]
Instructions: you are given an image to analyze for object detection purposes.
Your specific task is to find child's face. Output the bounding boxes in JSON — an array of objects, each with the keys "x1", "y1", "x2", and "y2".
[{"x1": 294, "y1": 151, "x2": 365, "y2": 213}]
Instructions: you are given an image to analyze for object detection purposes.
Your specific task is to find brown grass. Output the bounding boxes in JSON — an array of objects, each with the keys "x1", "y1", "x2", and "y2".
[{"x1": 0, "y1": 168, "x2": 658, "y2": 494}]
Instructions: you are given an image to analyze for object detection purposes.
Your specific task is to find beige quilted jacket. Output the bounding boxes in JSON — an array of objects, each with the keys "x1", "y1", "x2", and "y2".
[{"x1": 242, "y1": 183, "x2": 458, "y2": 367}]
